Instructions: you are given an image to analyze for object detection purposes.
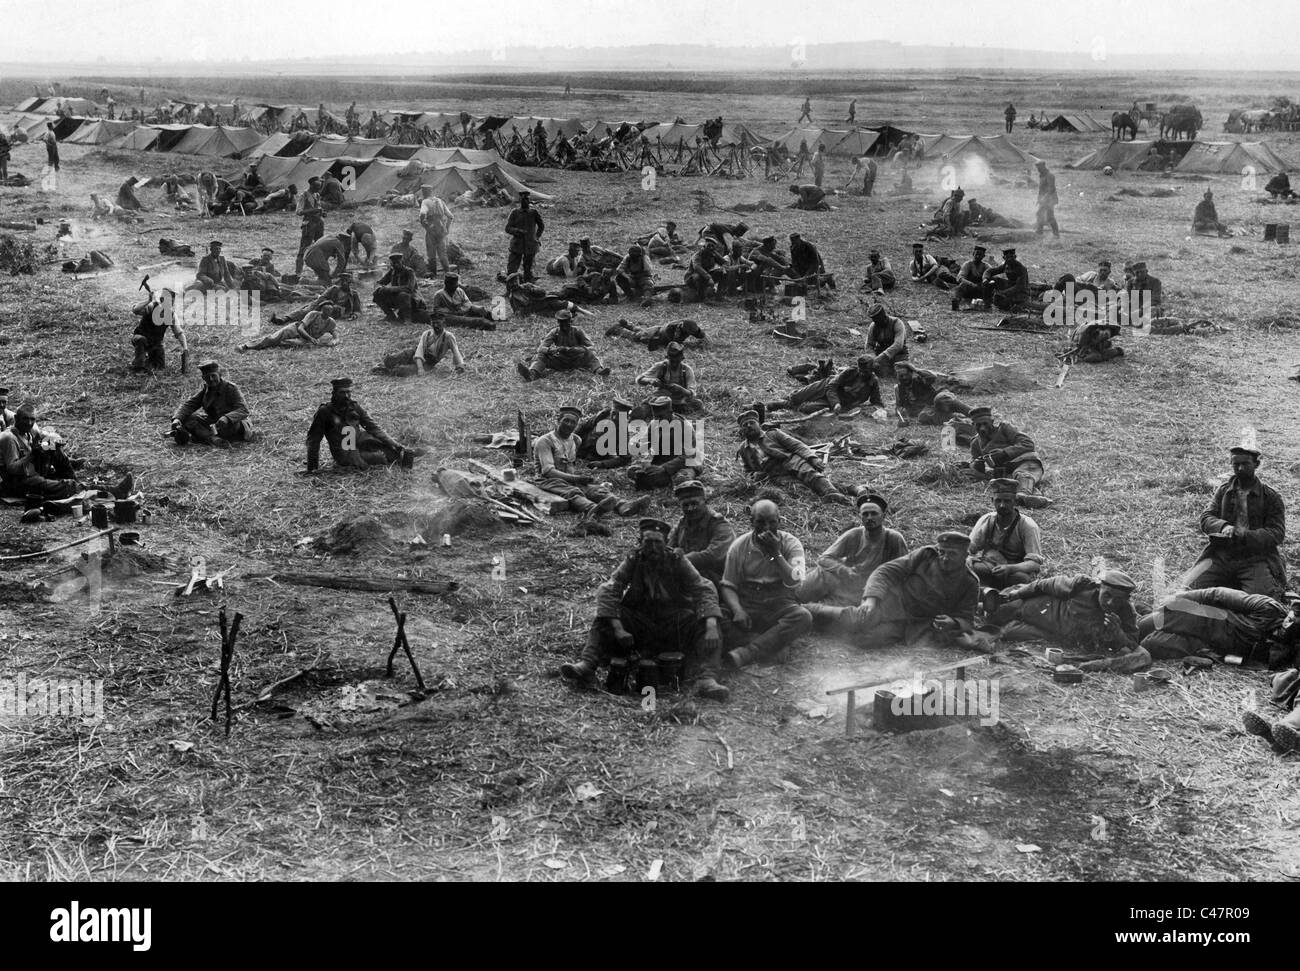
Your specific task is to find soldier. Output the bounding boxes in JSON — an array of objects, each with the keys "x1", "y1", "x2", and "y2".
[
  {"x1": 301, "y1": 232, "x2": 350, "y2": 286},
  {"x1": 294, "y1": 177, "x2": 326, "y2": 277},
  {"x1": 530, "y1": 405, "x2": 649, "y2": 520},
  {"x1": 1034, "y1": 161, "x2": 1059, "y2": 238},
  {"x1": 863, "y1": 300, "x2": 908, "y2": 376},
  {"x1": 305, "y1": 378, "x2": 414, "y2": 472},
  {"x1": 967, "y1": 479, "x2": 1044, "y2": 590},
  {"x1": 238, "y1": 304, "x2": 338, "y2": 352},
  {"x1": 799, "y1": 492, "x2": 908, "y2": 613},
  {"x1": 186, "y1": 240, "x2": 241, "y2": 294},
  {"x1": 840, "y1": 531, "x2": 980, "y2": 650},
  {"x1": 389, "y1": 229, "x2": 429, "y2": 278},
  {"x1": 504, "y1": 190, "x2": 545, "y2": 281},
  {"x1": 668, "y1": 480, "x2": 736, "y2": 586},
  {"x1": 373, "y1": 254, "x2": 420, "y2": 322},
  {"x1": 516, "y1": 309, "x2": 610, "y2": 382},
  {"x1": 862, "y1": 248, "x2": 897, "y2": 291},
  {"x1": 981, "y1": 247, "x2": 1030, "y2": 311},
  {"x1": 1139, "y1": 587, "x2": 1295, "y2": 668},
  {"x1": 994, "y1": 570, "x2": 1146, "y2": 672},
  {"x1": 950, "y1": 244, "x2": 990, "y2": 310},
  {"x1": 764, "y1": 355, "x2": 883, "y2": 416},
  {"x1": 130, "y1": 286, "x2": 189, "y2": 373},
  {"x1": 0, "y1": 404, "x2": 133, "y2": 500},
  {"x1": 1243, "y1": 668, "x2": 1300, "y2": 753},
  {"x1": 378, "y1": 317, "x2": 465, "y2": 378},
  {"x1": 170, "y1": 361, "x2": 253, "y2": 446},
  {"x1": 894, "y1": 361, "x2": 971, "y2": 427},
  {"x1": 604, "y1": 317, "x2": 706, "y2": 351},
  {"x1": 636, "y1": 342, "x2": 700, "y2": 412},
  {"x1": 1185, "y1": 446, "x2": 1286, "y2": 600},
  {"x1": 419, "y1": 186, "x2": 454, "y2": 277},
  {"x1": 719, "y1": 499, "x2": 813, "y2": 669},
  {"x1": 560, "y1": 518, "x2": 729, "y2": 702},
  {"x1": 430, "y1": 272, "x2": 493, "y2": 320},
  {"x1": 735, "y1": 410, "x2": 851, "y2": 505},
  {"x1": 966, "y1": 406, "x2": 1051, "y2": 509}
]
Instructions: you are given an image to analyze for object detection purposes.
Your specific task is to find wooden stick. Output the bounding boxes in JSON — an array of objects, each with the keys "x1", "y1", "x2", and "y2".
[
  {"x1": 713, "y1": 732, "x2": 734, "y2": 770},
  {"x1": 826, "y1": 654, "x2": 991, "y2": 696},
  {"x1": 845, "y1": 690, "x2": 857, "y2": 738},
  {"x1": 0, "y1": 528, "x2": 116, "y2": 562}
]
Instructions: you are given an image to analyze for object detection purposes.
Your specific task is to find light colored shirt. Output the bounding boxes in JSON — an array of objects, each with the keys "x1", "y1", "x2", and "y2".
[
  {"x1": 721, "y1": 530, "x2": 806, "y2": 591},
  {"x1": 419, "y1": 196, "x2": 453, "y2": 234},
  {"x1": 414, "y1": 329, "x2": 464, "y2": 368},
  {"x1": 969, "y1": 511, "x2": 1044, "y2": 564},
  {"x1": 1077, "y1": 269, "x2": 1121, "y2": 291},
  {"x1": 431, "y1": 287, "x2": 474, "y2": 313},
  {"x1": 0, "y1": 427, "x2": 37, "y2": 481},
  {"x1": 533, "y1": 430, "x2": 579, "y2": 476}
]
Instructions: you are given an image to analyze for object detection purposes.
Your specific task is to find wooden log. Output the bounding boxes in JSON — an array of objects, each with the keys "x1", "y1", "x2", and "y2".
[
  {"x1": 466, "y1": 459, "x2": 565, "y2": 514},
  {"x1": 260, "y1": 572, "x2": 458, "y2": 595},
  {"x1": 826, "y1": 654, "x2": 991, "y2": 697}
]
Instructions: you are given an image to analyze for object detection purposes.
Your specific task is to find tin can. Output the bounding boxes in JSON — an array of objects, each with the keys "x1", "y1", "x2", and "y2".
[
  {"x1": 1045, "y1": 647, "x2": 1064, "y2": 665},
  {"x1": 113, "y1": 500, "x2": 138, "y2": 524},
  {"x1": 1053, "y1": 664, "x2": 1083, "y2": 684},
  {"x1": 635, "y1": 659, "x2": 660, "y2": 693},
  {"x1": 605, "y1": 657, "x2": 629, "y2": 695},
  {"x1": 90, "y1": 504, "x2": 109, "y2": 529},
  {"x1": 656, "y1": 652, "x2": 685, "y2": 692}
]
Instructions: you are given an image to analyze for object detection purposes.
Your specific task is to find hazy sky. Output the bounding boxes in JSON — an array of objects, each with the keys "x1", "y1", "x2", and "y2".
[{"x1": 0, "y1": 0, "x2": 1295, "y2": 61}]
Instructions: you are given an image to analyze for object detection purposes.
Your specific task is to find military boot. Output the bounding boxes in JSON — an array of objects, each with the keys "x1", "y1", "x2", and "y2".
[
  {"x1": 1271, "y1": 707, "x2": 1300, "y2": 753},
  {"x1": 559, "y1": 659, "x2": 597, "y2": 685}
]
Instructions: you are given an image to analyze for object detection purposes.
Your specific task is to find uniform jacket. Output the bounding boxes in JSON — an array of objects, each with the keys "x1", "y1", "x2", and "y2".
[
  {"x1": 306, "y1": 400, "x2": 398, "y2": 471},
  {"x1": 971, "y1": 421, "x2": 1040, "y2": 470},
  {"x1": 1015, "y1": 574, "x2": 1137, "y2": 650},
  {"x1": 1198, "y1": 476, "x2": 1286, "y2": 569},
  {"x1": 596, "y1": 549, "x2": 721, "y2": 620},
  {"x1": 174, "y1": 379, "x2": 249, "y2": 425},
  {"x1": 669, "y1": 509, "x2": 736, "y2": 578}
]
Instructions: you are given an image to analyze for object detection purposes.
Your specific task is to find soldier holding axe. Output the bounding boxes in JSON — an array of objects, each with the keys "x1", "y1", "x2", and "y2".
[{"x1": 130, "y1": 275, "x2": 189, "y2": 374}]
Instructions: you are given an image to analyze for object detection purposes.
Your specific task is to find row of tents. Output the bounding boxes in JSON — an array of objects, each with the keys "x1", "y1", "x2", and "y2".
[
  {"x1": 252, "y1": 153, "x2": 551, "y2": 204},
  {"x1": 1067, "y1": 139, "x2": 1294, "y2": 174}
]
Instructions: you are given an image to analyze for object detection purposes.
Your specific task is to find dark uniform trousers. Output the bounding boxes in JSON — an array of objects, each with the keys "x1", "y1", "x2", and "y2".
[
  {"x1": 723, "y1": 582, "x2": 812, "y2": 661},
  {"x1": 582, "y1": 606, "x2": 722, "y2": 681}
]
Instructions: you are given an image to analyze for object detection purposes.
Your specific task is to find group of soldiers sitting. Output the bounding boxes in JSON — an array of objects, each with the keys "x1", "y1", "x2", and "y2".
[{"x1": 558, "y1": 445, "x2": 1300, "y2": 756}]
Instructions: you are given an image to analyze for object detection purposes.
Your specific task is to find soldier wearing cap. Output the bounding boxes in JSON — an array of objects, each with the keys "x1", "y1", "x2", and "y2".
[
  {"x1": 504, "y1": 190, "x2": 545, "y2": 281},
  {"x1": 547, "y1": 241, "x2": 587, "y2": 278},
  {"x1": 1139, "y1": 587, "x2": 1295, "y2": 670},
  {"x1": 273, "y1": 273, "x2": 360, "y2": 325},
  {"x1": 1076, "y1": 259, "x2": 1121, "y2": 293},
  {"x1": 430, "y1": 272, "x2": 492, "y2": 320},
  {"x1": 605, "y1": 317, "x2": 706, "y2": 352},
  {"x1": 765, "y1": 355, "x2": 884, "y2": 417},
  {"x1": 636, "y1": 342, "x2": 699, "y2": 413},
  {"x1": 561, "y1": 517, "x2": 729, "y2": 702},
  {"x1": 186, "y1": 240, "x2": 241, "y2": 294},
  {"x1": 305, "y1": 377, "x2": 414, "y2": 472},
  {"x1": 980, "y1": 247, "x2": 1030, "y2": 311},
  {"x1": 862, "y1": 248, "x2": 896, "y2": 292},
  {"x1": 951, "y1": 244, "x2": 990, "y2": 310},
  {"x1": 789, "y1": 233, "x2": 834, "y2": 290},
  {"x1": 799, "y1": 492, "x2": 908, "y2": 613},
  {"x1": 995, "y1": 570, "x2": 1144, "y2": 669},
  {"x1": 379, "y1": 316, "x2": 465, "y2": 377},
  {"x1": 516, "y1": 308, "x2": 609, "y2": 382},
  {"x1": 1073, "y1": 320, "x2": 1124, "y2": 363},
  {"x1": 837, "y1": 531, "x2": 980, "y2": 649},
  {"x1": 0, "y1": 387, "x2": 13, "y2": 430},
  {"x1": 1034, "y1": 160, "x2": 1059, "y2": 238},
  {"x1": 0, "y1": 402, "x2": 133, "y2": 501},
  {"x1": 719, "y1": 499, "x2": 812, "y2": 669},
  {"x1": 531, "y1": 405, "x2": 650, "y2": 520},
  {"x1": 1123, "y1": 261, "x2": 1163, "y2": 317},
  {"x1": 864, "y1": 300, "x2": 908, "y2": 376},
  {"x1": 419, "y1": 186, "x2": 455, "y2": 277},
  {"x1": 669, "y1": 480, "x2": 736, "y2": 586},
  {"x1": 345, "y1": 219, "x2": 377, "y2": 268},
  {"x1": 373, "y1": 253, "x2": 420, "y2": 322},
  {"x1": 624, "y1": 395, "x2": 698, "y2": 491},
  {"x1": 894, "y1": 361, "x2": 971, "y2": 428},
  {"x1": 736, "y1": 410, "x2": 851, "y2": 505},
  {"x1": 968, "y1": 478, "x2": 1044, "y2": 589},
  {"x1": 1185, "y1": 446, "x2": 1286, "y2": 599},
  {"x1": 171, "y1": 362, "x2": 253, "y2": 446},
  {"x1": 390, "y1": 229, "x2": 429, "y2": 278},
  {"x1": 295, "y1": 176, "x2": 326, "y2": 277},
  {"x1": 238, "y1": 302, "x2": 338, "y2": 352},
  {"x1": 789, "y1": 183, "x2": 830, "y2": 211},
  {"x1": 966, "y1": 406, "x2": 1050, "y2": 509},
  {"x1": 301, "y1": 232, "x2": 351, "y2": 286},
  {"x1": 684, "y1": 242, "x2": 725, "y2": 302},
  {"x1": 577, "y1": 395, "x2": 634, "y2": 463}
]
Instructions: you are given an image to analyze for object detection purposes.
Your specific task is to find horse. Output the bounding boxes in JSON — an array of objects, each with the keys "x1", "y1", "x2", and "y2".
[
  {"x1": 1160, "y1": 106, "x2": 1203, "y2": 141},
  {"x1": 1111, "y1": 112, "x2": 1138, "y2": 141}
]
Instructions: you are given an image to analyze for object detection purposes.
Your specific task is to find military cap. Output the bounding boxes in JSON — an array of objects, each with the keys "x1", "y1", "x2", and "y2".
[
  {"x1": 762, "y1": 235, "x2": 776, "y2": 245},
  {"x1": 444, "y1": 272, "x2": 460, "y2": 283},
  {"x1": 893, "y1": 359, "x2": 914, "y2": 372},
  {"x1": 557, "y1": 405, "x2": 582, "y2": 418},
  {"x1": 856, "y1": 353, "x2": 876, "y2": 369},
  {"x1": 579, "y1": 236, "x2": 591, "y2": 245},
  {"x1": 967, "y1": 406, "x2": 994, "y2": 421},
  {"x1": 1098, "y1": 259, "x2": 1111, "y2": 267},
  {"x1": 868, "y1": 247, "x2": 881, "y2": 257},
  {"x1": 666, "y1": 341, "x2": 684, "y2": 357},
  {"x1": 937, "y1": 530, "x2": 971, "y2": 549},
  {"x1": 973, "y1": 245, "x2": 987, "y2": 253},
  {"x1": 15, "y1": 403, "x2": 38, "y2": 420},
  {"x1": 629, "y1": 244, "x2": 644, "y2": 256},
  {"x1": 401, "y1": 228, "x2": 414, "y2": 238},
  {"x1": 674, "y1": 480, "x2": 706, "y2": 499},
  {"x1": 911, "y1": 242, "x2": 925, "y2": 249},
  {"x1": 639, "y1": 518, "x2": 672, "y2": 536},
  {"x1": 989, "y1": 477, "x2": 1019, "y2": 495},
  {"x1": 737, "y1": 410, "x2": 761, "y2": 426},
  {"x1": 612, "y1": 395, "x2": 633, "y2": 411},
  {"x1": 331, "y1": 377, "x2": 353, "y2": 390},
  {"x1": 1002, "y1": 247, "x2": 1017, "y2": 258},
  {"x1": 308, "y1": 176, "x2": 321, "y2": 184},
  {"x1": 1230, "y1": 445, "x2": 1262, "y2": 461},
  {"x1": 209, "y1": 240, "x2": 223, "y2": 248},
  {"x1": 789, "y1": 232, "x2": 802, "y2": 240},
  {"x1": 865, "y1": 300, "x2": 887, "y2": 318},
  {"x1": 648, "y1": 395, "x2": 673, "y2": 409},
  {"x1": 555, "y1": 308, "x2": 574, "y2": 321},
  {"x1": 261, "y1": 246, "x2": 275, "y2": 253},
  {"x1": 1099, "y1": 569, "x2": 1137, "y2": 591},
  {"x1": 1132, "y1": 261, "x2": 1147, "y2": 271},
  {"x1": 0, "y1": 386, "x2": 9, "y2": 397},
  {"x1": 518, "y1": 190, "x2": 531, "y2": 198},
  {"x1": 734, "y1": 222, "x2": 749, "y2": 234},
  {"x1": 198, "y1": 360, "x2": 220, "y2": 373},
  {"x1": 855, "y1": 492, "x2": 888, "y2": 512}
]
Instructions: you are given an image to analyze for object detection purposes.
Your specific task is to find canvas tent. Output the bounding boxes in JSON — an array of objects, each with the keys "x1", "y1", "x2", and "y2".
[
  {"x1": 917, "y1": 133, "x2": 1037, "y2": 166},
  {"x1": 862, "y1": 123, "x2": 918, "y2": 156},
  {"x1": 106, "y1": 126, "x2": 163, "y2": 151},
  {"x1": 13, "y1": 97, "x2": 44, "y2": 112},
  {"x1": 50, "y1": 116, "x2": 91, "y2": 139},
  {"x1": 11, "y1": 114, "x2": 52, "y2": 139},
  {"x1": 1066, "y1": 139, "x2": 1196, "y2": 171},
  {"x1": 246, "y1": 131, "x2": 314, "y2": 158},
  {"x1": 63, "y1": 119, "x2": 137, "y2": 146},
  {"x1": 304, "y1": 136, "x2": 389, "y2": 159},
  {"x1": 770, "y1": 127, "x2": 879, "y2": 157},
  {"x1": 168, "y1": 125, "x2": 266, "y2": 158},
  {"x1": 1174, "y1": 141, "x2": 1294, "y2": 175},
  {"x1": 1042, "y1": 113, "x2": 1108, "y2": 133},
  {"x1": 54, "y1": 98, "x2": 97, "y2": 116}
]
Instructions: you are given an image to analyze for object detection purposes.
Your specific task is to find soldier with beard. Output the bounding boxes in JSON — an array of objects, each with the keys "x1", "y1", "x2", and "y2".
[
  {"x1": 560, "y1": 518, "x2": 730, "y2": 701},
  {"x1": 668, "y1": 480, "x2": 736, "y2": 586}
]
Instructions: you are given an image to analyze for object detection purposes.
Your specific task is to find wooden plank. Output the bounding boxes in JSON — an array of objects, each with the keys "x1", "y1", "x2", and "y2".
[
  {"x1": 466, "y1": 459, "x2": 564, "y2": 514},
  {"x1": 260, "y1": 572, "x2": 458, "y2": 595},
  {"x1": 826, "y1": 654, "x2": 990, "y2": 697}
]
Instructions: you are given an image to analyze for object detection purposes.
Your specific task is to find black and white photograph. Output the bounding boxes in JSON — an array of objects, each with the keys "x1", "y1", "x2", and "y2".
[{"x1": 0, "y1": 0, "x2": 1294, "y2": 921}]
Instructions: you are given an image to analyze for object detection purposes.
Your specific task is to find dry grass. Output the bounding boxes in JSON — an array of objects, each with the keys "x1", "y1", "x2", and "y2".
[{"x1": 2, "y1": 69, "x2": 1300, "y2": 882}]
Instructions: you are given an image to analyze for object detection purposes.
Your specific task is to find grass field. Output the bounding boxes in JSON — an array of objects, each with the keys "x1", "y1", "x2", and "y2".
[{"x1": 1, "y1": 69, "x2": 1299, "y2": 882}]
